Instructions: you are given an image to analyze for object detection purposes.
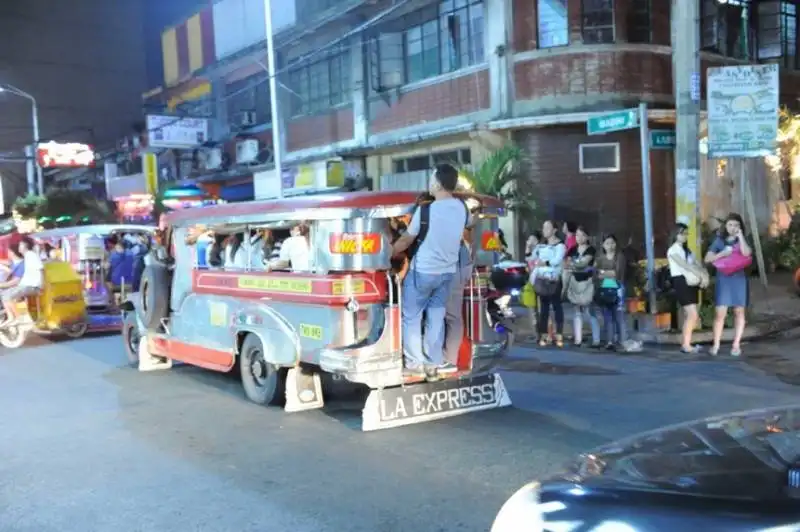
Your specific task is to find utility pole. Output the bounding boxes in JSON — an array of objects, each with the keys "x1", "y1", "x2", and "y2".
[
  {"x1": 672, "y1": 0, "x2": 702, "y2": 253},
  {"x1": 263, "y1": 0, "x2": 283, "y2": 198}
]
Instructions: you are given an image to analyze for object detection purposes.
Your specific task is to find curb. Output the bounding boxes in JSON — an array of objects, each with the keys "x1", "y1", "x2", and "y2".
[{"x1": 637, "y1": 316, "x2": 800, "y2": 345}]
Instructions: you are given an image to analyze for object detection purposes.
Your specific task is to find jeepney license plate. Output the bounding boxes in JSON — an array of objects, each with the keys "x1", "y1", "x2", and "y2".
[{"x1": 378, "y1": 374, "x2": 497, "y2": 422}]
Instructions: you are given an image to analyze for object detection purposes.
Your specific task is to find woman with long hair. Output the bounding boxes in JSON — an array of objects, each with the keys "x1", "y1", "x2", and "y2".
[
  {"x1": 595, "y1": 234, "x2": 627, "y2": 350},
  {"x1": 667, "y1": 223, "x2": 708, "y2": 353},
  {"x1": 704, "y1": 213, "x2": 751, "y2": 356},
  {"x1": 530, "y1": 220, "x2": 566, "y2": 347},
  {"x1": 566, "y1": 226, "x2": 600, "y2": 347}
]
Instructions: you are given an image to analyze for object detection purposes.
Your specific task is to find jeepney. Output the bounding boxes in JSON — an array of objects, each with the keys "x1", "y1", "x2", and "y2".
[
  {"x1": 124, "y1": 191, "x2": 513, "y2": 430},
  {"x1": 34, "y1": 224, "x2": 155, "y2": 332}
]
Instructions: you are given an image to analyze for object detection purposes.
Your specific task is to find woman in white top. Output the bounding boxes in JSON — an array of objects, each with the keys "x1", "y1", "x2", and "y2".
[
  {"x1": 667, "y1": 223, "x2": 708, "y2": 353},
  {"x1": 530, "y1": 220, "x2": 567, "y2": 347},
  {"x1": 224, "y1": 233, "x2": 248, "y2": 270}
]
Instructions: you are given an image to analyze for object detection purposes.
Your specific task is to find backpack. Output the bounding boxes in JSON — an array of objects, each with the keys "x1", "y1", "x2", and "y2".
[{"x1": 407, "y1": 199, "x2": 470, "y2": 263}]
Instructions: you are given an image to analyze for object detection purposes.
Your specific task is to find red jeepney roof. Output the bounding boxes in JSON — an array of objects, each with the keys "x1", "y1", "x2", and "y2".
[{"x1": 161, "y1": 190, "x2": 505, "y2": 227}]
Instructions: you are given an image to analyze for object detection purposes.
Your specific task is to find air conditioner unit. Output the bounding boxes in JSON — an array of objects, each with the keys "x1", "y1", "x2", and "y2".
[
  {"x1": 236, "y1": 139, "x2": 259, "y2": 164},
  {"x1": 205, "y1": 148, "x2": 223, "y2": 170},
  {"x1": 240, "y1": 111, "x2": 257, "y2": 127}
]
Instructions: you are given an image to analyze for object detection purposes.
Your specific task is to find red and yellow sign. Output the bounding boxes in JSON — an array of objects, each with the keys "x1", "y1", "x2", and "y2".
[
  {"x1": 480, "y1": 231, "x2": 503, "y2": 252},
  {"x1": 329, "y1": 233, "x2": 382, "y2": 254}
]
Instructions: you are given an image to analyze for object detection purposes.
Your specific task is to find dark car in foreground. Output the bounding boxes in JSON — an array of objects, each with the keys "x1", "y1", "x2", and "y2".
[{"x1": 492, "y1": 405, "x2": 800, "y2": 532}]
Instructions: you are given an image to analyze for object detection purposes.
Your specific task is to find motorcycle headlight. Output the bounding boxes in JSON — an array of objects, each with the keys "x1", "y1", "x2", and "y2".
[{"x1": 491, "y1": 481, "x2": 542, "y2": 532}]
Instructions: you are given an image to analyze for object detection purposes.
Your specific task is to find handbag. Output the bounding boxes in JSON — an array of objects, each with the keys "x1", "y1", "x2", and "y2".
[
  {"x1": 684, "y1": 269, "x2": 702, "y2": 287},
  {"x1": 596, "y1": 283, "x2": 619, "y2": 307},
  {"x1": 521, "y1": 283, "x2": 537, "y2": 308},
  {"x1": 567, "y1": 278, "x2": 595, "y2": 306},
  {"x1": 534, "y1": 276, "x2": 559, "y2": 298},
  {"x1": 714, "y1": 244, "x2": 752, "y2": 276}
]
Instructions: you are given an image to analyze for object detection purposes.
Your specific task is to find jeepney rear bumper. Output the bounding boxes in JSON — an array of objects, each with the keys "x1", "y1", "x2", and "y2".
[{"x1": 319, "y1": 332, "x2": 510, "y2": 388}]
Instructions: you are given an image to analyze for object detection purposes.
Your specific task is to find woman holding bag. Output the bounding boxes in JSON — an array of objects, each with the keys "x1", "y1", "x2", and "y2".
[
  {"x1": 704, "y1": 213, "x2": 752, "y2": 356},
  {"x1": 530, "y1": 220, "x2": 566, "y2": 347},
  {"x1": 566, "y1": 226, "x2": 600, "y2": 347},
  {"x1": 667, "y1": 223, "x2": 708, "y2": 353}
]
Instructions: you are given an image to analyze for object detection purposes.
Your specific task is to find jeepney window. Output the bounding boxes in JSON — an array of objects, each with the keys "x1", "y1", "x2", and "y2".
[{"x1": 265, "y1": 221, "x2": 312, "y2": 273}]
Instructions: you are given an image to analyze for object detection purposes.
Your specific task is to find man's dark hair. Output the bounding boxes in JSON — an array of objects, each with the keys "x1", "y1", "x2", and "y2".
[
  {"x1": 433, "y1": 163, "x2": 459, "y2": 192},
  {"x1": 19, "y1": 237, "x2": 35, "y2": 250}
]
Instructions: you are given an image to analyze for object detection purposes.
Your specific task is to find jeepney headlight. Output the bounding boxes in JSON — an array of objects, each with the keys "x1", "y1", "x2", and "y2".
[{"x1": 491, "y1": 482, "x2": 543, "y2": 532}]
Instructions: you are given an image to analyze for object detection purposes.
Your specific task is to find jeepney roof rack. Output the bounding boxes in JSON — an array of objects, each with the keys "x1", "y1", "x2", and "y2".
[
  {"x1": 162, "y1": 190, "x2": 505, "y2": 229},
  {"x1": 34, "y1": 224, "x2": 156, "y2": 240}
]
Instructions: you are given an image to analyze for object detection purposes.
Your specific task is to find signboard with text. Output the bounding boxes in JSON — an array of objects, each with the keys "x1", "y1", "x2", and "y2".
[
  {"x1": 587, "y1": 109, "x2": 638, "y2": 135},
  {"x1": 707, "y1": 64, "x2": 779, "y2": 158},
  {"x1": 36, "y1": 142, "x2": 95, "y2": 168},
  {"x1": 146, "y1": 114, "x2": 209, "y2": 149}
]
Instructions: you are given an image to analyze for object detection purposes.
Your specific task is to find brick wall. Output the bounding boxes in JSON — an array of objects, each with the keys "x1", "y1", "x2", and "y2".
[
  {"x1": 515, "y1": 125, "x2": 674, "y2": 252},
  {"x1": 369, "y1": 69, "x2": 490, "y2": 134},
  {"x1": 515, "y1": 52, "x2": 672, "y2": 103},
  {"x1": 286, "y1": 107, "x2": 355, "y2": 152}
]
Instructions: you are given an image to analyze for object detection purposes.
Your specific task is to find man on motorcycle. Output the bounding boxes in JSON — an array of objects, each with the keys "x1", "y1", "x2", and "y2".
[{"x1": 1, "y1": 237, "x2": 43, "y2": 325}]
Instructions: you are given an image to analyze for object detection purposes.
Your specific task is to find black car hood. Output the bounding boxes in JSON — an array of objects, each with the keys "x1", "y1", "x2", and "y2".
[{"x1": 547, "y1": 405, "x2": 800, "y2": 502}]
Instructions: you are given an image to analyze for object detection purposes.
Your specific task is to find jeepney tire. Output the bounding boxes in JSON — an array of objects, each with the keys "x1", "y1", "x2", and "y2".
[
  {"x1": 139, "y1": 265, "x2": 171, "y2": 331},
  {"x1": 239, "y1": 334, "x2": 286, "y2": 407},
  {"x1": 122, "y1": 313, "x2": 140, "y2": 367}
]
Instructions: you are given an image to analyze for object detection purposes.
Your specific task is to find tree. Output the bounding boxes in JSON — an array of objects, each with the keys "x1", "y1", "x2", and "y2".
[
  {"x1": 457, "y1": 143, "x2": 541, "y2": 221},
  {"x1": 12, "y1": 190, "x2": 116, "y2": 231}
]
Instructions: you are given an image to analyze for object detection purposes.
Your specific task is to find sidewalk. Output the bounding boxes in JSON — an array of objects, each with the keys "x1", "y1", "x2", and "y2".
[{"x1": 512, "y1": 272, "x2": 800, "y2": 345}]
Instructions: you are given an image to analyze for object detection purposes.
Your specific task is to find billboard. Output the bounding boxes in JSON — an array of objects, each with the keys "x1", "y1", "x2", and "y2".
[
  {"x1": 146, "y1": 114, "x2": 209, "y2": 149},
  {"x1": 36, "y1": 142, "x2": 95, "y2": 168}
]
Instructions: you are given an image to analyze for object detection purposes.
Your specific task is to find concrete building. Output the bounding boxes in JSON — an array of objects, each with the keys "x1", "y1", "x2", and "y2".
[
  {"x1": 0, "y1": 0, "x2": 147, "y2": 203},
  {"x1": 143, "y1": 0, "x2": 800, "y2": 254}
]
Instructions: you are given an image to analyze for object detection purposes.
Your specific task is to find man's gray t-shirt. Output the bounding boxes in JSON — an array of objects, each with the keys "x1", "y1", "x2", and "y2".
[{"x1": 407, "y1": 197, "x2": 470, "y2": 274}]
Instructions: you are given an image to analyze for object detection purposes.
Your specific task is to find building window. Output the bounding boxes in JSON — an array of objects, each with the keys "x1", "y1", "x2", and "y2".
[
  {"x1": 579, "y1": 143, "x2": 620, "y2": 173},
  {"x1": 288, "y1": 48, "x2": 351, "y2": 116},
  {"x1": 758, "y1": 1, "x2": 798, "y2": 69},
  {"x1": 225, "y1": 74, "x2": 271, "y2": 126},
  {"x1": 392, "y1": 148, "x2": 472, "y2": 173},
  {"x1": 701, "y1": 0, "x2": 756, "y2": 60},
  {"x1": 373, "y1": 0, "x2": 485, "y2": 90},
  {"x1": 627, "y1": 0, "x2": 651, "y2": 43},
  {"x1": 582, "y1": 0, "x2": 615, "y2": 44},
  {"x1": 537, "y1": 0, "x2": 569, "y2": 48}
]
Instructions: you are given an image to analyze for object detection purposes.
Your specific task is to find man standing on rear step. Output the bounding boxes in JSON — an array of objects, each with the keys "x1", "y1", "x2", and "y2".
[{"x1": 392, "y1": 164, "x2": 471, "y2": 380}]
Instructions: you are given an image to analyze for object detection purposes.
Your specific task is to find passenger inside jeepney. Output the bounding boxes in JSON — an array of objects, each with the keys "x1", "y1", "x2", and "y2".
[{"x1": 265, "y1": 222, "x2": 310, "y2": 272}]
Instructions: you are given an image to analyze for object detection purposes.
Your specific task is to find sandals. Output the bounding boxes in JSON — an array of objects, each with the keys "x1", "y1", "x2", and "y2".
[{"x1": 680, "y1": 345, "x2": 702, "y2": 354}]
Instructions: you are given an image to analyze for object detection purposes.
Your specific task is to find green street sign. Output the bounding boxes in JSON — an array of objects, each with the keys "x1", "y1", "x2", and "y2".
[
  {"x1": 650, "y1": 129, "x2": 676, "y2": 150},
  {"x1": 587, "y1": 109, "x2": 638, "y2": 135}
]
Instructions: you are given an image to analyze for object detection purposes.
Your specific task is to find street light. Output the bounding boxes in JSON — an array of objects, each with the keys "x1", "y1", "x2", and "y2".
[{"x1": 0, "y1": 84, "x2": 42, "y2": 195}]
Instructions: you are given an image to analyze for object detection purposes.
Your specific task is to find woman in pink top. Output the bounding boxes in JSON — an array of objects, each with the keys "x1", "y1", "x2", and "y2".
[{"x1": 563, "y1": 221, "x2": 577, "y2": 254}]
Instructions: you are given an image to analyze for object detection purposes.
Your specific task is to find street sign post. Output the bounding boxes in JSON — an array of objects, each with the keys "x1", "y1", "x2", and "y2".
[
  {"x1": 650, "y1": 129, "x2": 676, "y2": 150},
  {"x1": 587, "y1": 109, "x2": 639, "y2": 135},
  {"x1": 585, "y1": 105, "x2": 656, "y2": 315}
]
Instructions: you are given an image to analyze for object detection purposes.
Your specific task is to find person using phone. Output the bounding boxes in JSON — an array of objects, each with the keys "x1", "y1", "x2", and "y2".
[{"x1": 704, "y1": 212, "x2": 752, "y2": 356}]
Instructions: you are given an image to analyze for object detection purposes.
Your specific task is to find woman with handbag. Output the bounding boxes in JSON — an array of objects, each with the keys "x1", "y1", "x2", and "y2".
[
  {"x1": 566, "y1": 226, "x2": 600, "y2": 347},
  {"x1": 595, "y1": 234, "x2": 627, "y2": 350},
  {"x1": 523, "y1": 231, "x2": 544, "y2": 340},
  {"x1": 704, "y1": 213, "x2": 752, "y2": 356},
  {"x1": 667, "y1": 223, "x2": 709, "y2": 353},
  {"x1": 530, "y1": 220, "x2": 567, "y2": 347}
]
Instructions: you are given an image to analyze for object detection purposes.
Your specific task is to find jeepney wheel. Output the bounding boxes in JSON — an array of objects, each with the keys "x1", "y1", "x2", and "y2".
[
  {"x1": 63, "y1": 322, "x2": 89, "y2": 339},
  {"x1": 122, "y1": 314, "x2": 140, "y2": 366},
  {"x1": 240, "y1": 334, "x2": 285, "y2": 406}
]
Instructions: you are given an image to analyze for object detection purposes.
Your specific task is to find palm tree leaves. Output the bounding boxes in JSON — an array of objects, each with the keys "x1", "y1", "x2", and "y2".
[{"x1": 458, "y1": 144, "x2": 540, "y2": 218}]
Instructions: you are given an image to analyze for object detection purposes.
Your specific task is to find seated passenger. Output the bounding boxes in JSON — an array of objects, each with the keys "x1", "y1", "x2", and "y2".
[
  {"x1": 1, "y1": 238, "x2": 43, "y2": 326},
  {"x1": 266, "y1": 223, "x2": 310, "y2": 272},
  {"x1": 107, "y1": 240, "x2": 131, "y2": 289},
  {"x1": 224, "y1": 233, "x2": 247, "y2": 270},
  {"x1": 0, "y1": 247, "x2": 25, "y2": 293}
]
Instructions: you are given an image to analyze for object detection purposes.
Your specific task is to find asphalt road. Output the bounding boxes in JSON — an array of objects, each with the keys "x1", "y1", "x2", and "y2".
[{"x1": 1, "y1": 335, "x2": 798, "y2": 532}]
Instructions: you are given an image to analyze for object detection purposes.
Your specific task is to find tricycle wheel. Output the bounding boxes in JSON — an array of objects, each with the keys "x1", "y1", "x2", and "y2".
[
  {"x1": 63, "y1": 322, "x2": 89, "y2": 339},
  {"x1": 122, "y1": 314, "x2": 141, "y2": 367},
  {"x1": 0, "y1": 325, "x2": 26, "y2": 349},
  {"x1": 239, "y1": 334, "x2": 285, "y2": 406}
]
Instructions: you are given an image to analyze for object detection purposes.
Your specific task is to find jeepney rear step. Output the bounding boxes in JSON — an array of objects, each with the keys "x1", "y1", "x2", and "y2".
[{"x1": 361, "y1": 373, "x2": 511, "y2": 431}]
